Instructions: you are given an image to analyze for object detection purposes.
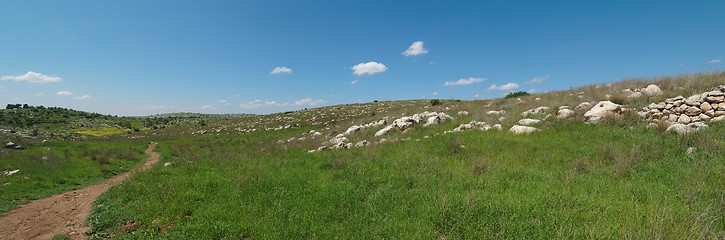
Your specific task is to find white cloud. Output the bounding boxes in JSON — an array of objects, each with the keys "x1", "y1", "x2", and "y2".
[
  {"x1": 528, "y1": 89, "x2": 537, "y2": 93},
  {"x1": 56, "y1": 91, "x2": 90, "y2": 100},
  {"x1": 239, "y1": 98, "x2": 326, "y2": 109},
  {"x1": 271, "y1": 66, "x2": 293, "y2": 74},
  {"x1": 432, "y1": 91, "x2": 438, "y2": 96},
  {"x1": 35, "y1": 93, "x2": 45, "y2": 97},
  {"x1": 201, "y1": 105, "x2": 212, "y2": 109},
  {"x1": 488, "y1": 83, "x2": 520, "y2": 91},
  {"x1": 402, "y1": 41, "x2": 429, "y2": 56},
  {"x1": 474, "y1": 94, "x2": 480, "y2": 98},
  {"x1": 709, "y1": 59, "x2": 721, "y2": 64},
  {"x1": 352, "y1": 62, "x2": 387, "y2": 75},
  {"x1": 73, "y1": 95, "x2": 90, "y2": 100},
  {"x1": 350, "y1": 80, "x2": 358, "y2": 85},
  {"x1": 219, "y1": 99, "x2": 230, "y2": 105},
  {"x1": 295, "y1": 97, "x2": 326, "y2": 106},
  {"x1": 1, "y1": 71, "x2": 62, "y2": 83},
  {"x1": 56, "y1": 91, "x2": 73, "y2": 96},
  {"x1": 527, "y1": 75, "x2": 549, "y2": 84},
  {"x1": 444, "y1": 77, "x2": 486, "y2": 86}
]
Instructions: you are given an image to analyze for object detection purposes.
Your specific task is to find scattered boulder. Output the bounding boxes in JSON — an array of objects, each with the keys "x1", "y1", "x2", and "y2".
[
  {"x1": 584, "y1": 101, "x2": 621, "y2": 123},
  {"x1": 354, "y1": 140, "x2": 369, "y2": 147},
  {"x1": 487, "y1": 110, "x2": 505, "y2": 115},
  {"x1": 448, "y1": 121, "x2": 492, "y2": 133},
  {"x1": 163, "y1": 162, "x2": 174, "y2": 167},
  {"x1": 521, "y1": 106, "x2": 550, "y2": 117},
  {"x1": 517, "y1": 118, "x2": 541, "y2": 126},
  {"x1": 374, "y1": 125, "x2": 394, "y2": 137},
  {"x1": 642, "y1": 84, "x2": 663, "y2": 96},
  {"x1": 457, "y1": 111, "x2": 469, "y2": 116},
  {"x1": 557, "y1": 106, "x2": 575, "y2": 119},
  {"x1": 509, "y1": 125, "x2": 540, "y2": 134},
  {"x1": 666, "y1": 122, "x2": 708, "y2": 134},
  {"x1": 2, "y1": 169, "x2": 20, "y2": 176},
  {"x1": 575, "y1": 102, "x2": 593, "y2": 111}
]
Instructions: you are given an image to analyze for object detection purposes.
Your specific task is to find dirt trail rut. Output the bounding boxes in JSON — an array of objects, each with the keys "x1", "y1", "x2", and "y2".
[{"x1": 0, "y1": 143, "x2": 160, "y2": 240}]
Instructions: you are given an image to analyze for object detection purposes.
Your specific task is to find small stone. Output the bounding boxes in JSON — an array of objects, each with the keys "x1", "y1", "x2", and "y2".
[
  {"x1": 677, "y1": 115, "x2": 691, "y2": 124},
  {"x1": 685, "y1": 106, "x2": 702, "y2": 116},
  {"x1": 711, "y1": 116, "x2": 725, "y2": 123},
  {"x1": 700, "y1": 102, "x2": 712, "y2": 111},
  {"x1": 685, "y1": 94, "x2": 702, "y2": 106},
  {"x1": 686, "y1": 147, "x2": 696, "y2": 154}
]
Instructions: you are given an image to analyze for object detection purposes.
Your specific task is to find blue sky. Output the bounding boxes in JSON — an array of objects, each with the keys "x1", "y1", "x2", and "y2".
[{"x1": 1, "y1": 1, "x2": 723, "y2": 116}]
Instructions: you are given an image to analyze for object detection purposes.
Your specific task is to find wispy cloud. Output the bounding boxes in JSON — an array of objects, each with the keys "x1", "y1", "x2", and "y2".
[
  {"x1": 488, "y1": 83, "x2": 519, "y2": 91},
  {"x1": 444, "y1": 77, "x2": 485, "y2": 86},
  {"x1": 56, "y1": 91, "x2": 73, "y2": 96},
  {"x1": 709, "y1": 59, "x2": 721, "y2": 64},
  {"x1": 201, "y1": 105, "x2": 212, "y2": 109},
  {"x1": 73, "y1": 95, "x2": 91, "y2": 100},
  {"x1": 350, "y1": 80, "x2": 358, "y2": 85},
  {"x1": 57, "y1": 90, "x2": 90, "y2": 100},
  {"x1": 35, "y1": 92, "x2": 45, "y2": 97},
  {"x1": 271, "y1": 66, "x2": 293, "y2": 74},
  {"x1": 239, "y1": 98, "x2": 326, "y2": 109},
  {"x1": 352, "y1": 62, "x2": 387, "y2": 75},
  {"x1": 218, "y1": 99, "x2": 230, "y2": 105},
  {"x1": 527, "y1": 75, "x2": 549, "y2": 84},
  {"x1": 294, "y1": 97, "x2": 326, "y2": 106},
  {"x1": 402, "y1": 41, "x2": 429, "y2": 56},
  {"x1": 1, "y1": 71, "x2": 62, "y2": 84}
]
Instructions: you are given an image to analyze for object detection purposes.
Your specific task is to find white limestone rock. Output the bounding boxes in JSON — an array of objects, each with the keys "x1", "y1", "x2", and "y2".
[{"x1": 509, "y1": 125, "x2": 540, "y2": 134}]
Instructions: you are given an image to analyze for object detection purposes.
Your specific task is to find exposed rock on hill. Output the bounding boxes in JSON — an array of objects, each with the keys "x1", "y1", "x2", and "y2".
[
  {"x1": 641, "y1": 85, "x2": 725, "y2": 133},
  {"x1": 509, "y1": 125, "x2": 539, "y2": 134},
  {"x1": 584, "y1": 101, "x2": 621, "y2": 123}
]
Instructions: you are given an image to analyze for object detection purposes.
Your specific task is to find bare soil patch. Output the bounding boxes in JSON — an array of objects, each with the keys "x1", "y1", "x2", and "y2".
[{"x1": 0, "y1": 143, "x2": 160, "y2": 240}]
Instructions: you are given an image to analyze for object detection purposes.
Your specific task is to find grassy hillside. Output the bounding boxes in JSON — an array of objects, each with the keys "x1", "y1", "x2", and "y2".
[
  {"x1": 0, "y1": 138, "x2": 146, "y2": 213},
  {"x1": 77, "y1": 72, "x2": 725, "y2": 239},
  {"x1": 0, "y1": 106, "x2": 249, "y2": 138}
]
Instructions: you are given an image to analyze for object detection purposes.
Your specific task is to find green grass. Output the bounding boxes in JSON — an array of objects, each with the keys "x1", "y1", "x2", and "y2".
[
  {"x1": 74, "y1": 127, "x2": 131, "y2": 136},
  {"x1": 87, "y1": 122, "x2": 725, "y2": 239},
  {"x1": 0, "y1": 139, "x2": 146, "y2": 214}
]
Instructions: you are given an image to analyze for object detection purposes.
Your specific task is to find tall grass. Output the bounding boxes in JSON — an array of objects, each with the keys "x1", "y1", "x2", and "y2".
[{"x1": 87, "y1": 122, "x2": 725, "y2": 239}]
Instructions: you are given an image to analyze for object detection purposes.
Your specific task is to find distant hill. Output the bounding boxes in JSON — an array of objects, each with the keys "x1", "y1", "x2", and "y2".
[{"x1": 0, "y1": 105, "x2": 252, "y2": 135}]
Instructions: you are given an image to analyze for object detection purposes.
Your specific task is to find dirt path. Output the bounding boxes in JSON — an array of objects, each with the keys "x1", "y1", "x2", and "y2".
[{"x1": 0, "y1": 143, "x2": 160, "y2": 240}]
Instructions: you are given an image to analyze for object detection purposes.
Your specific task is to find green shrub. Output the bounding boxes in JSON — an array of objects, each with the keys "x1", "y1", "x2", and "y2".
[
  {"x1": 430, "y1": 99, "x2": 443, "y2": 106},
  {"x1": 504, "y1": 91, "x2": 530, "y2": 98}
]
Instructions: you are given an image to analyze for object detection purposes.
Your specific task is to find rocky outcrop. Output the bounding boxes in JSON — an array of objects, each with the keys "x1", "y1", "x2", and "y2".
[
  {"x1": 374, "y1": 112, "x2": 453, "y2": 137},
  {"x1": 343, "y1": 119, "x2": 387, "y2": 135},
  {"x1": 584, "y1": 101, "x2": 621, "y2": 123},
  {"x1": 641, "y1": 85, "x2": 725, "y2": 133},
  {"x1": 446, "y1": 121, "x2": 501, "y2": 133},
  {"x1": 521, "y1": 107, "x2": 550, "y2": 117},
  {"x1": 624, "y1": 84, "x2": 663, "y2": 98}
]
